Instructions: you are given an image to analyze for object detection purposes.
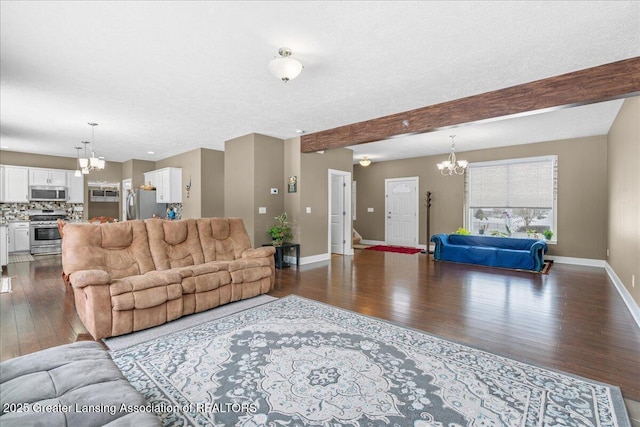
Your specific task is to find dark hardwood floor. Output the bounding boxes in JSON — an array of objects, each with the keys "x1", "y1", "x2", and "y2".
[{"x1": 2, "y1": 250, "x2": 639, "y2": 404}]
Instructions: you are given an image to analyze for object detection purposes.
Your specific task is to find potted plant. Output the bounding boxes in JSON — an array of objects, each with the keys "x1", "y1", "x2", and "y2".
[
  {"x1": 267, "y1": 212, "x2": 293, "y2": 246},
  {"x1": 453, "y1": 227, "x2": 471, "y2": 235},
  {"x1": 543, "y1": 229, "x2": 554, "y2": 240}
]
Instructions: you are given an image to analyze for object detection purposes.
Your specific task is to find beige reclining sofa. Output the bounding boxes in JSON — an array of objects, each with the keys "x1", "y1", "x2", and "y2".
[{"x1": 61, "y1": 217, "x2": 275, "y2": 340}]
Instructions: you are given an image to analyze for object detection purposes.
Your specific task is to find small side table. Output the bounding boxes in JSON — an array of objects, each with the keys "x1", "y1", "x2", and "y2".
[{"x1": 263, "y1": 243, "x2": 300, "y2": 269}]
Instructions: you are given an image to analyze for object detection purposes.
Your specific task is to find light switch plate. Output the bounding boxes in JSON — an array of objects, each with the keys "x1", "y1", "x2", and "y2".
[
  {"x1": 258, "y1": 207, "x2": 267, "y2": 214},
  {"x1": 306, "y1": 207, "x2": 311, "y2": 213},
  {"x1": 367, "y1": 207, "x2": 374, "y2": 212},
  {"x1": 270, "y1": 188, "x2": 278, "y2": 194}
]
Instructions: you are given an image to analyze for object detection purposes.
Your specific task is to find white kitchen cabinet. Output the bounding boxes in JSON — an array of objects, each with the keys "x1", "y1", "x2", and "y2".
[
  {"x1": 1, "y1": 166, "x2": 29, "y2": 203},
  {"x1": 143, "y1": 170, "x2": 159, "y2": 189},
  {"x1": 0, "y1": 225, "x2": 7, "y2": 267},
  {"x1": 67, "y1": 172, "x2": 85, "y2": 203},
  {"x1": 145, "y1": 167, "x2": 182, "y2": 203},
  {"x1": 157, "y1": 167, "x2": 182, "y2": 203},
  {"x1": 30, "y1": 168, "x2": 67, "y2": 186},
  {"x1": 8, "y1": 222, "x2": 30, "y2": 253}
]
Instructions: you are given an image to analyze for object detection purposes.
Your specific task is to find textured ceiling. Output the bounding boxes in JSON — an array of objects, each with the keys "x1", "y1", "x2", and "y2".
[{"x1": 1, "y1": 1, "x2": 638, "y2": 164}]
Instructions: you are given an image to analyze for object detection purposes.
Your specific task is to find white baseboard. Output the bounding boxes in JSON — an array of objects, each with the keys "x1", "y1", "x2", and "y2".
[
  {"x1": 544, "y1": 255, "x2": 606, "y2": 267},
  {"x1": 284, "y1": 253, "x2": 331, "y2": 266},
  {"x1": 605, "y1": 262, "x2": 640, "y2": 330},
  {"x1": 360, "y1": 239, "x2": 385, "y2": 246}
]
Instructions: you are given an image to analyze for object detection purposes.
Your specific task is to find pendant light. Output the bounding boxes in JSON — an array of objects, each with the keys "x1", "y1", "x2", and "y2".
[
  {"x1": 74, "y1": 146, "x2": 82, "y2": 177},
  {"x1": 77, "y1": 122, "x2": 105, "y2": 174}
]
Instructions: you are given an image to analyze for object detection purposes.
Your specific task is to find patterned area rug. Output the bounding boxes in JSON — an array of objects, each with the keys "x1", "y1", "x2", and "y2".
[
  {"x1": 365, "y1": 245, "x2": 422, "y2": 254},
  {"x1": 111, "y1": 295, "x2": 631, "y2": 426}
]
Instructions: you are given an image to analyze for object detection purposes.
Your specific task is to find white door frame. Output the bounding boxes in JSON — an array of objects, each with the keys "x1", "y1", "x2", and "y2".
[
  {"x1": 122, "y1": 178, "x2": 132, "y2": 221},
  {"x1": 384, "y1": 176, "x2": 419, "y2": 246},
  {"x1": 328, "y1": 169, "x2": 354, "y2": 256}
]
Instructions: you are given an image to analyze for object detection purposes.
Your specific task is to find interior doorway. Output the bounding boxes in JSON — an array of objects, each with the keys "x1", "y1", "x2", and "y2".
[
  {"x1": 328, "y1": 169, "x2": 353, "y2": 256},
  {"x1": 385, "y1": 177, "x2": 419, "y2": 247}
]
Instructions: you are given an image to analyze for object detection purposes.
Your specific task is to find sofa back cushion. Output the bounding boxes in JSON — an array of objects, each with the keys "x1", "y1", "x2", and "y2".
[
  {"x1": 62, "y1": 220, "x2": 156, "y2": 279},
  {"x1": 197, "y1": 218, "x2": 252, "y2": 262},
  {"x1": 146, "y1": 218, "x2": 205, "y2": 270},
  {"x1": 448, "y1": 234, "x2": 541, "y2": 250}
]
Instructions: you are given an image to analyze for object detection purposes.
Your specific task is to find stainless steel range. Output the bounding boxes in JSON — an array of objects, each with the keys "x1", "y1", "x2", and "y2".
[{"x1": 28, "y1": 209, "x2": 67, "y2": 255}]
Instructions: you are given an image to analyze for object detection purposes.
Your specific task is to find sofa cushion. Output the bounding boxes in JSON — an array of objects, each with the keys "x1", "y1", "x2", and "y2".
[
  {"x1": 62, "y1": 221, "x2": 157, "y2": 279},
  {"x1": 197, "y1": 218, "x2": 252, "y2": 262},
  {"x1": 0, "y1": 341, "x2": 160, "y2": 426},
  {"x1": 146, "y1": 218, "x2": 205, "y2": 269},
  {"x1": 448, "y1": 234, "x2": 542, "y2": 251}
]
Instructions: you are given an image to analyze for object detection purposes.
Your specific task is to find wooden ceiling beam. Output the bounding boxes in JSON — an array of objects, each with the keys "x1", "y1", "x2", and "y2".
[{"x1": 300, "y1": 57, "x2": 640, "y2": 153}]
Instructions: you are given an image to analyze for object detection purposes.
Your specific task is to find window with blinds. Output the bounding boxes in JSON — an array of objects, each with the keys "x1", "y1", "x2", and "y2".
[{"x1": 465, "y1": 155, "x2": 557, "y2": 240}]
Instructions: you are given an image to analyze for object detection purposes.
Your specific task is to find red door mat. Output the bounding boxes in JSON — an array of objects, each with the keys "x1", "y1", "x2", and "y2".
[{"x1": 365, "y1": 245, "x2": 422, "y2": 254}]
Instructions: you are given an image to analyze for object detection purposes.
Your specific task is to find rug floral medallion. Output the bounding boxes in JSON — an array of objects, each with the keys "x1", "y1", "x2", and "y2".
[{"x1": 110, "y1": 296, "x2": 630, "y2": 427}]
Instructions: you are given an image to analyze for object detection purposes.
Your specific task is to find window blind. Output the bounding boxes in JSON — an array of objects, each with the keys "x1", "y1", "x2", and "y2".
[{"x1": 467, "y1": 156, "x2": 556, "y2": 209}]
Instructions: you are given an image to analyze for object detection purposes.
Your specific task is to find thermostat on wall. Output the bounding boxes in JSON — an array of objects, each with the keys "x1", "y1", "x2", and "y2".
[{"x1": 270, "y1": 188, "x2": 278, "y2": 194}]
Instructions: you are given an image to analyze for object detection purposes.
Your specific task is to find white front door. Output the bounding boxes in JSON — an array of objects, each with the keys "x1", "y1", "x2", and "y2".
[
  {"x1": 330, "y1": 174, "x2": 345, "y2": 254},
  {"x1": 385, "y1": 177, "x2": 418, "y2": 247}
]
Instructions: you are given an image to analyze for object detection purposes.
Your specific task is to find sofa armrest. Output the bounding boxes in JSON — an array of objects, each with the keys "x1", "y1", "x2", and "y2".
[
  {"x1": 242, "y1": 246, "x2": 276, "y2": 259},
  {"x1": 529, "y1": 240, "x2": 548, "y2": 271},
  {"x1": 430, "y1": 234, "x2": 449, "y2": 260},
  {"x1": 69, "y1": 269, "x2": 111, "y2": 289}
]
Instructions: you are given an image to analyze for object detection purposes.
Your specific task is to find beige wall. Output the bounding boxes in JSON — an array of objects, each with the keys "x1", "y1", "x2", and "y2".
[
  {"x1": 299, "y1": 146, "x2": 353, "y2": 257},
  {"x1": 157, "y1": 149, "x2": 202, "y2": 219},
  {"x1": 354, "y1": 135, "x2": 609, "y2": 260},
  {"x1": 201, "y1": 149, "x2": 225, "y2": 218},
  {"x1": 225, "y1": 134, "x2": 255, "y2": 237},
  {"x1": 284, "y1": 138, "x2": 302, "y2": 245},
  {"x1": 608, "y1": 97, "x2": 640, "y2": 306},
  {"x1": 253, "y1": 134, "x2": 285, "y2": 247},
  {"x1": 122, "y1": 159, "x2": 156, "y2": 189},
  {"x1": 0, "y1": 151, "x2": 78, "y2": 170},
  {"x1": 224, "y1": 134, "x2": 285, "y2": 246}
]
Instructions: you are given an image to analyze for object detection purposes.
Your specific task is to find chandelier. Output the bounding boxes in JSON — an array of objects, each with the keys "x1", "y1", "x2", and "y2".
[
  {"x1": 78, "y1": 122, "x2": 105, "y2": 174},
  {"x1": 359, "y1": 156, "x2": 371, "y2": 167},
  {"x1": 436, "y1": 135, "x2": 468, "y2": 175},
  {"x1": 268, "y1": 47, "x2": 303, "y2": 82}
]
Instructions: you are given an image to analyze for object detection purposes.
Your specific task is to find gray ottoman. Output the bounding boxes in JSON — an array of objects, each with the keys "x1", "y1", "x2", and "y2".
[{"x1": 1, "y1": 341, "x2": 160, "y2": 426}]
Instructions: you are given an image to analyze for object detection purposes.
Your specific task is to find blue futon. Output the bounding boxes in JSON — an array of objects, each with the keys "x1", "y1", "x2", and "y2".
[{"x1": 430, "y1": 234, "x2": 548, "y2": 272}]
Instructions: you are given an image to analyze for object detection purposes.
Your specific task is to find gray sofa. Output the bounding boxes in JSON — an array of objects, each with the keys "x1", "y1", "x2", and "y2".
[{"x1": 0, "y1": 341, "x2": 160, "y2": 426}]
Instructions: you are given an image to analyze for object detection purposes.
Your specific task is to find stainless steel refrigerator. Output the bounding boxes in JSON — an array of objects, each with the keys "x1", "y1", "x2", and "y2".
[{"x1": 126, "y1": 189, "x2": 167, "y2": 220}]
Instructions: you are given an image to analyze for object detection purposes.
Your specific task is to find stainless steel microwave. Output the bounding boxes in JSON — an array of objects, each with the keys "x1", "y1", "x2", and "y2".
[{"x1": 29, "y1": 186, "x2": 68, "y2": 202}]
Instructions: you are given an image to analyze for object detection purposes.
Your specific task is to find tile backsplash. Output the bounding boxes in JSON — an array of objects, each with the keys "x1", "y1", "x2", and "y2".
[{"x1": 0, "y1": 202, "x2": 84, "y2": 221}]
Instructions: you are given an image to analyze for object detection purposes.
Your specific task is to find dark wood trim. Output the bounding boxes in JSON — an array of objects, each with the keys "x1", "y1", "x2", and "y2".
[{"x1": 300, "y1": 57, "x2": 640, "y2": 153}]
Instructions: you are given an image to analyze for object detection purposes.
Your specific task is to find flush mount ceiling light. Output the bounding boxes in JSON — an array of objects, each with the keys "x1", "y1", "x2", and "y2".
[
  {"x1": 269, "y1": 47, "x2": 303, "y2": 82},
  {"x1": 437, "y1": 135, "x2": 468, "y2": 175},
  {"x1": 359, "y1": 156, "x2": 372, "y2": 167}
]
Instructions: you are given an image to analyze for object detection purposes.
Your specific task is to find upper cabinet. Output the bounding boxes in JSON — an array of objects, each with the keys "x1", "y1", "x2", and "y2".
[
  {"x1": 143, "y1": 170, "x2": 159, "y2": 189},
  {"x1": 144, "y1": 167, "x2": 182, "y2": 203},
  {"x1": 1, "y1": 166, "x2": 29, "y2": 203},
  {"x1": 67, "y1": 172, "x2": 84, "y2": 203},
  {"x1": 30, "y1": 168, "x2": 67, "y2": 186}
]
